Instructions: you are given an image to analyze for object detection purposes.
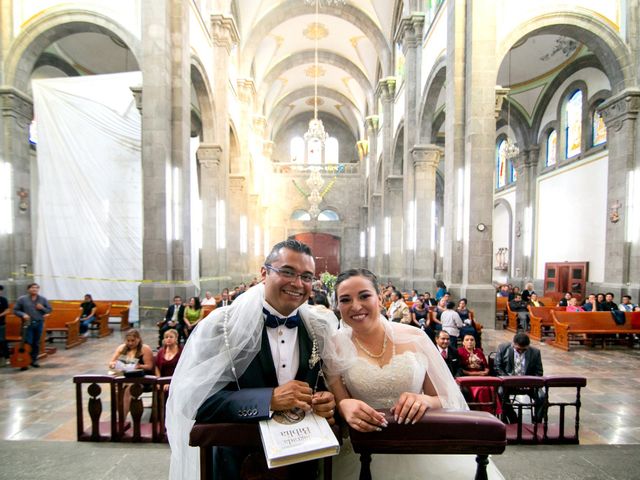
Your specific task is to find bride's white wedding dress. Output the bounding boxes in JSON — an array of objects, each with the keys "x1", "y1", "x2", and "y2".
[{"x1": 331, "y1": 350, "x2": 505, "y2": 480}]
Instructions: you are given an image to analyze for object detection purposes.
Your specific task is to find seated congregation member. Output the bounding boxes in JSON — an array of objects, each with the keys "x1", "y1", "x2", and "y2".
[
  {"x1": 566, "y1": 297, "x2": 585, "y2": 312},
  {"x1": 582, "y1": 293, "x2": 599, "y2": 311},
  {"x1": 440, "y1": 301, "x2": 464, "y2": 347},
  {"x1": 596, "y1": 293, "x2": 606, "y2": 309},
  {"x1": 601, "y1": 292, "x2": 618, "y2": 311},
  {"x1": 183, "y1": 296, "x2": 203, "y2": 335},
  {"x1": 158, "y1": 296, "x2": 185, "y2": 347},
  {"x1": 508, "y1": 286, "x2": 521, "y2": 301},
  {"x1": 509, "y1": 293, "x2": 529, "y2": 331},
  {"x1": 434, "y1": 330, "x2": 461, "y2": 377},
  {"x1": 494, "y1": 333, "x2": 545, "y2": 423},
  {"x1": 436, "y1": 292, "x2": 450, "y2": 315},
  {"x1": 456, "y1": 298, "x2": 480, "y2": 345},
  {"x1": 557, "y1": 291, "x2": 573, "y2": 307},
  {"x1": 201, "y1": 291, "x2": 216, "y2": 306},
  {"x1": 457, "y1": 334, "x2": 499, "y2": 414},
  {"x1": 77, "y1": 293, "x2": 97, "y2": 336},
  {"x1": 155, "y1": 329, "x2": 182, "y2": 391},
  {"x1": 528, "y1": 292, "x2": 544, "y2": 308},
  {"x1": 388, "y1": 290, "x2": 410, "y2": 324},
  {"x1": 423, "y1": 291, "x2": 437, "y2": 307},
  {"x1": 216, "y1": 288, "x2": 232, "y2": 308},
  {"x1": 108, "y1": 329, "x2": 154, "y2": 418},
  {"x1": 521, "y1": 283, "x2": 535, "y2": 303},
  {"x1": 497, "y1": 284, "x2": 510, "y2": 298},
  {"x1": 619, "y1": 295, "x2": 638, "y2": 312},
  {"x1": 411, "y1": 295, "x2": 430, "y2": 330},
  {"x1": 167, "y1": 239, "x2": 336, "y2": 480}
]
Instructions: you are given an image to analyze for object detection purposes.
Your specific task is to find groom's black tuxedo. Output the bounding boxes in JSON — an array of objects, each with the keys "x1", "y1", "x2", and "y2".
[
  {"x1": 196, "y1": 321, "x2": 322, "y2": 423},
  {"x1": 195, "y1": 320, "x2": 323, "y2": 479}
]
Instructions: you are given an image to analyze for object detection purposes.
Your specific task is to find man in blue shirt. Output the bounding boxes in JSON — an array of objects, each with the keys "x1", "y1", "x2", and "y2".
[{"x1": 13, "y1": 283, "x2": 52, "y2": 370}]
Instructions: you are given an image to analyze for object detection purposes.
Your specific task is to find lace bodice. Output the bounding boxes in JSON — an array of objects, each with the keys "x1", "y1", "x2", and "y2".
[{"x1": 342, "y1": 351, "x2": 427, "y2": 409}]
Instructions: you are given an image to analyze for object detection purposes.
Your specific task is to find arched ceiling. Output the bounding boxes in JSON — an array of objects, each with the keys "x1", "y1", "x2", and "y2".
[{"x1": 234, "y1": 0, "x2": 395, "y2": 140}]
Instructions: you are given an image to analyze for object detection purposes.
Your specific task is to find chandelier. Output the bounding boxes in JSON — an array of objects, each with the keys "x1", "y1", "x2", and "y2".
[{"x1": 504, "y1": 47, "x2": 520, "y2": 161}]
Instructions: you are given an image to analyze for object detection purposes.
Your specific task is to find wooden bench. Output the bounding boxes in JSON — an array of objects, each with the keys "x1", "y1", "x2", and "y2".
[
  {"x1": 495, "y1": 296, "x2": 508, "y2": 328},
  {"x1": 91, "y1": 301, "x2": 113, "y2": 338},
  {"x1": 201, "y1": 304, "x2": 216, "y2": 318},
  {"x1": 189, "y1": 422, "x2": 337, "y2": 480},
  {"x1": 44, "y1": 308, "x2": 84, "y2": 349},
  {"x1": 528, "y1": 306, "x2": 565, "y2": 341},
  {"x1": 349, "y1": 409, "x2": 506, "y2": 480},
  {"x1": 551, "y1": 311, "x2": 640, "y2": 351},
  {"x1": 108, "y1": 300, "x2": 133, "y2": 330}
]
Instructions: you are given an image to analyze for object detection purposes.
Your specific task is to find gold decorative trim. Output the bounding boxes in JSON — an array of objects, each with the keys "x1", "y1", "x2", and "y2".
[{"x1": 303, "y1": 22, "x2": 328, "y2": 40}]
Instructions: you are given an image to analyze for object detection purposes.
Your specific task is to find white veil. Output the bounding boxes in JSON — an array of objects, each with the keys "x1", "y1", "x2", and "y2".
[
  {"x1": 326, "y1": 319, "x2": 468, "y2": 410},
  {"x1": 166, "y1": 283, "x2": 340, "y2": 480}
]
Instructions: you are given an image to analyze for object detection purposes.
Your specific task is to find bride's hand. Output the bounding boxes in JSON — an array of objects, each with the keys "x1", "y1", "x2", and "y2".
[
  {"x1": 391, "y1": 393, "x2": 429, "y2": 425},
  {"x1": 338, "y1": 398, "x2": 388, "y2": 432}
]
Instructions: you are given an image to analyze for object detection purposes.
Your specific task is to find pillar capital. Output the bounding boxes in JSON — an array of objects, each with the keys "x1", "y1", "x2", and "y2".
[
  {"x1": 229, "y1": 175, "x2": 245, "y2": 194},
  {"x1": 375, "y1": 77, "x2": 396, "y2": 103},
  {"x1": 210, "y1": 14, "x2": 239, "y2": 53},
  {"x1": 385, "y1": 175, "x2": 403, "y2": 192},
  {"x1": 253, "y1": 115, "x2": 267, "y2": 137},
  {"x1": 598, "y1": 88, "x2": 640, "y2": 132},
  {"x1": 365, "y1": 115, "x2": 380, "y2": 134},
  {"x1": 262, "y1": 140, "x2": 274, "y2": 158},
  {"x1": 411, "y1": 144, "x2": 443, "y2": 170},
  {"x1": 197, "y1": 143, "x2": 222, "y2": 168},
  {"x1": 0, "y1": 86, "x2": 33, "y2": 126},
  {"x1": 494, "y1": 87, "x2": 510, "y2": 119},
  {"x1": 130, "y1": 85, "x2": 142, "y2": 113},
  {"x1": 236, "y1": 78, "x2": 256, "y2": 104},
  {"x1": 395, "y1": 13, "x2": 425, "y2": 52}
]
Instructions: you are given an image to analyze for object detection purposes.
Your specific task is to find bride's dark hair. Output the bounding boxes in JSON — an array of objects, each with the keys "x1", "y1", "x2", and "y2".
[{"x1": 335, "y1": 268, "x2": 380, "y2": 294}]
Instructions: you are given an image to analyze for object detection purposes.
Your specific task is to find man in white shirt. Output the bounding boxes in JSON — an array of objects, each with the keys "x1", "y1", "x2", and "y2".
[{"x1": 201, "y1": 291, "x2": 216, "y2": 306}]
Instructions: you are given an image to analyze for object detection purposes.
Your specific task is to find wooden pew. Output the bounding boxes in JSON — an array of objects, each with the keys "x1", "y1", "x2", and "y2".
[
  {"x1": 114, "y1": 375, "x2": 158, "y2": 442},
  {"x1": 528, "y1": 306, "x2": 566, "y2": 341},
  {"x1": 91, "y1": 301, "x2": 113, "y2": 338},
  {"x1": 505, "y1": 302, "x2": 519, "y2": 332},
  {"x1": 108, "y1": 300, "x2": 133, "y2": 330},
  {"x1": 551, "y1": 311, "x2": 640, "y2": 351},
  {"x1": 44, "y1": 308, "x2": 84, "y2": 348},
  {"x1": 349, "y1": 409, "x2": 506, "y2": 480},
  {"x1": 201, "y1": 304, "x2": 216, "y2": 318},
  {"x1": 74, "y1": 374, "x2": 117, "y2": 441},
  {"x1": 495, "y1": 296, "x2": 508, "y2": 327}
]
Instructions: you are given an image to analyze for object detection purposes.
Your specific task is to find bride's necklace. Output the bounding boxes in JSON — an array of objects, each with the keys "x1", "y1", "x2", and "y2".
[{"x1": 354, "y1": 332, "x2": 387, "y2": 358}]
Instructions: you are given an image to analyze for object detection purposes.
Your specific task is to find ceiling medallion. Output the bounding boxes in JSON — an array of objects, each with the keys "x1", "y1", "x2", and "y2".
[
  {"x1": 305, "y1": 97, "x2": 324, "y2": 107},
  {"x1": 305, "y1": 65, "x2": 326, "y2": 78},
  {"x1": 303, "y1": 22, "x2": 328, "y2": 40}
]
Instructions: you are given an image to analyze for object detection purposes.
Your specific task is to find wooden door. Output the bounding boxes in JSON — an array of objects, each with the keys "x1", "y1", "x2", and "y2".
[
  {"x1": 544, "y1": 261, "x2": 588, "y2": 301},
  {"x1": 292, "y1": 233, "x2": 340, "y2": 276}
]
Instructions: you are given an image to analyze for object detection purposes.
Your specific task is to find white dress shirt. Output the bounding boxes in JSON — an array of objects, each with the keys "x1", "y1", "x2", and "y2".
[{"x1": 263, "y1": 302, "x2": 300, "y2": 385}]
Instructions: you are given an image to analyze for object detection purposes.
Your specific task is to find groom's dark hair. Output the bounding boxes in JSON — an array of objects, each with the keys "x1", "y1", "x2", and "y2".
[
  {"x1": 335, "y1": 268, "x2": 380, "y2": 294},
  {"x1": 265, "y1": 239, "x2": 313, "y2": 265}
]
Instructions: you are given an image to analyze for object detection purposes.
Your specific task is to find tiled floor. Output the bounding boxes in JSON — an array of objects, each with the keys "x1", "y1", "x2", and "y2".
[{"x1": 1, "y1": 324, "x2": 639, "y2": 446}]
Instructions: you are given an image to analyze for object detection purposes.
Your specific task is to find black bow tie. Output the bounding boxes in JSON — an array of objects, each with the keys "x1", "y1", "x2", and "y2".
[{"x1": 263, "y1": 308, "x2": 300, "y2": 329}]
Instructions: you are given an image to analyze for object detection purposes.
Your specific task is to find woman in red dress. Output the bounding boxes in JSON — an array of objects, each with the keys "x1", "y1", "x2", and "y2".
[{"x1": 457, "y1": 334, "x2": 500, "y2": 414}]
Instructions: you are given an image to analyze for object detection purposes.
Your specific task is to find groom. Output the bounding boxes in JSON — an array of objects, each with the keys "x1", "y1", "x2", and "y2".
[{"x1": 195, "y1": 239, "x2": 336, "y2": 478}]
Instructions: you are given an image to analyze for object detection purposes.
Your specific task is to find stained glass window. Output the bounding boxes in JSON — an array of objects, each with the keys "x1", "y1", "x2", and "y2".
[
  {"x1": 318, "y1": 209, "x2": 339, "y2": 221},
  {"x1": 546, "y1": 130, "x2": 557, "y2": 166},
  {"x1": 496, "y1": 139, "x2": 507, "y2": 188},
  {"x1": 510, "y1": 162, "x2": 517, "y2": 183},
  {"x1": 291, "y1": 209, "x2": 311, "y2": 221},
  {"x1": 566, "y1": 90, "x2": 582, "y2": 158},
  {"x1": 592, "y1": 108, "x2": 607, "y2": 146},
  {"x1": 290, "y1": 137, "x2": 304, "y2": 163}
]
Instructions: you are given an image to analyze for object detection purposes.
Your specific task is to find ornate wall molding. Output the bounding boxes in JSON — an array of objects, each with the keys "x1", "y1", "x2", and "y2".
[
  {"x1": 130, "y1": 85, "x2": 142, "y2": 113},
  {"x1": 598, "y1": 88, "x2": 640, "y2": 132},
  {"x1": 375, "y1": 77, "x2": 396, "y2": 103},
  {"x1": 196, "y1": 143, "x2": 222, "y2": 168},
  {"x1": 395, "y1": 13, "x2": 425, "y2": 52},
  {"x1": 411, "y1": 144, "x2": 442, "y2": 170},
  {"x1": 236, "y1": 78, "x2": 256, "y2": 104},
  {"x1": 495, "y1": 87, "x2": 510, "y2": 119},
  {"x1": 210, "y1": 14, "x2": 239, "y2": 53},
  {"x1": 0, "y1": 87, "x2": 33, "y2": 127},
  {"x1": 365, "y1": 115, "x2": 380, "y2": 134}
]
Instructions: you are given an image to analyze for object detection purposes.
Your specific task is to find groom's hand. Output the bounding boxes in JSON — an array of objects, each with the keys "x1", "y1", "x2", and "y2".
[
  {"x1": 311, "y1": 391, "x2": 336, "y2": 425},
  {"x1": 271, "y1": 380, "x2": 313, "y2": 412}
]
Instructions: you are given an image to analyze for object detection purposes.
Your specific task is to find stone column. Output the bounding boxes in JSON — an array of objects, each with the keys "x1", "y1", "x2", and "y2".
[
  {"x1": 0, "y1": 87, "x2": 33, "y2": 295},
  {"x1": 599, "y1": 89, "x2": 640, "y2": 298},
  {"x1": 138, "y1": 0, "x2": 195, "y2": 321},
  {"x1": 365, "y1": 115, "x2": 381, "y2": 272},
  {"x1": 452, "y1": 0, "x2": 497, "y2": 324},
  {"x1": 511, "y1": 146, "x2": 539, "y2": 282},
  {"x1": 376, "y1": 79, "x2": 396, "y2": 278},
  {"x1": 210, "y1": 14, "x2": 240, "y2": 280},
  {"x1": 397, "y1": 14, "x2": 424, "y2": 285},
  {"x1": 227, "y1": 175, "x2": 247, "y2": 281},
  {"x1": 370, "y1": 193, "x2": 382, "y2": 273},
  {"x1": 411, "y1": 144, "x2": 442, "y2": 287},
  {"x1": 197, "y1": 143, "x2": 222, "y2": 292},
  {"x1": 443, "y1": 0, "x2": 466, "y2": 288},
  {"x1": 385, "y1": 176, "x2": 404, "y2": 284}
]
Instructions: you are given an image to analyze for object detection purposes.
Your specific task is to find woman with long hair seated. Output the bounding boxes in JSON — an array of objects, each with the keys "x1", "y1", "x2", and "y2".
[
  {"x1": 183, "y1": 296, "x2": 204, "y2": 336},
  {"x1": 325, "y1": 269, "x2": 499, "y2": 479}
]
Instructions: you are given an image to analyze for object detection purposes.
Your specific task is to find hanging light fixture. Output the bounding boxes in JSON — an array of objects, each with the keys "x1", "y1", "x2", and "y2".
[
  {"x1": 504, "y1": 47, "x2": 520, "y2": 161},
  {"x1": 303, "y1": 0, "x2": 329, "y2": 149}
]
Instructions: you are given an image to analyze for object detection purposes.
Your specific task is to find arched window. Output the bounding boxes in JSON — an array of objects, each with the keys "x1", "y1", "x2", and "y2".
[
  {"x1": 546, "y1": 130, "x2": 557, "y2": 167},
  {"x1": 290, "y1": 137, "x2": 304, "y2": 163},
  {"x1": 325, "y1": 137, "x2": 338, "y2": 164},
  {"x1": 592, "y1": 106, "x2": 607, "y2": 147},
  {"x1": 496, "y1": 139, "x2": 507, "y2": 188},
  {"x1": 510, "y1": 162, "x2": 517, "y2": 183},
  {"x1": 308, "y1": 138, "x2": 321, "y2": 164},
  {"x1": 291, "y1": 209, "x2": 311, "y2": 221},
  {"x1": 565, "y1": 90, "x2": 582, "y2": 158},
  {"x1": 318, "y1": 209, "x2": 339, "y2": 221}
]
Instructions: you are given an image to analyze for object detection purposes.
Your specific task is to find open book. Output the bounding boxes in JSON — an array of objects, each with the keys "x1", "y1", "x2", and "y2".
[{"x1": 259, "y1": 409, "x2": 340, "y2": 469}]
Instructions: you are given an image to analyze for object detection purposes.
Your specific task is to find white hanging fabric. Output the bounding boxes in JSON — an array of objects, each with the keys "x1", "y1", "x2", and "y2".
[{"x1": 32, "y1": 72, "x2": 143, "y2": 322}]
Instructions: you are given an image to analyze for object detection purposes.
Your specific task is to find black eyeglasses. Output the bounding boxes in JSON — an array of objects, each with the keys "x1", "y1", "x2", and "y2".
[{"x1": 264, "y1": 265, "x2": 315, "y2": 284}]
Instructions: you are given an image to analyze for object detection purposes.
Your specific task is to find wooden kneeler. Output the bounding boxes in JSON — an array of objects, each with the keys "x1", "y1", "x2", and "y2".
[{"x1": 348, "y1": 409, "x2": 506, "y2": 480}]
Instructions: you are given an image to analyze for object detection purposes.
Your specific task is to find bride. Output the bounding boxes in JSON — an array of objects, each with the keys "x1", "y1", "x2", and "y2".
[{"x1": 326, "y1": 269, "x2": 503, "y2": 479}]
